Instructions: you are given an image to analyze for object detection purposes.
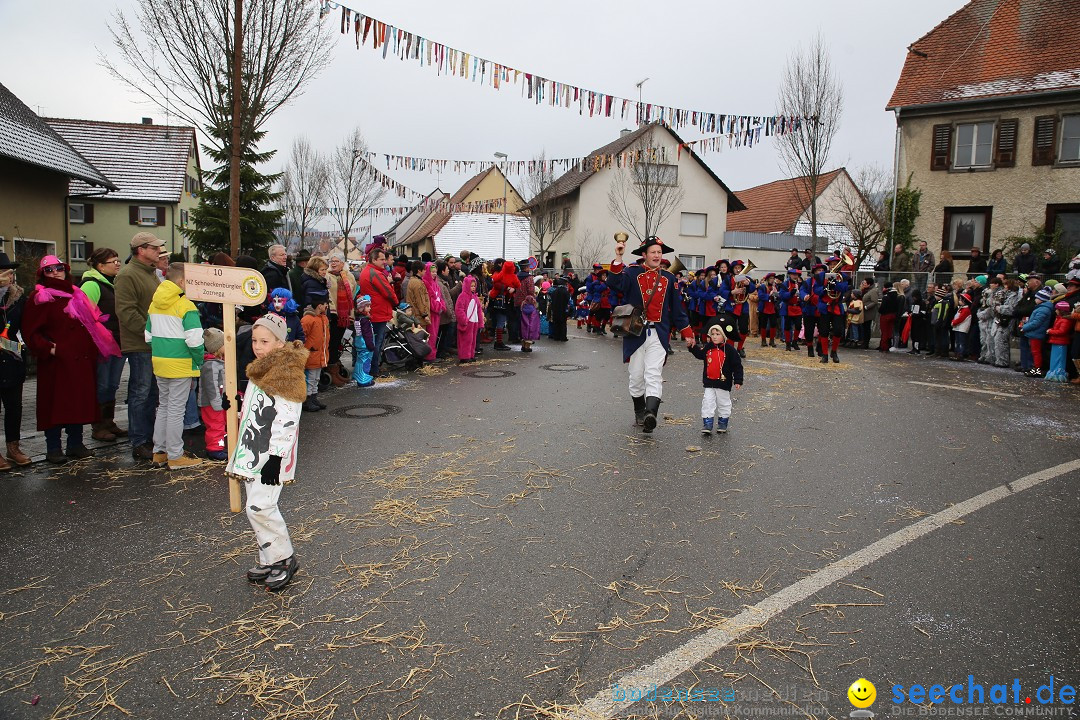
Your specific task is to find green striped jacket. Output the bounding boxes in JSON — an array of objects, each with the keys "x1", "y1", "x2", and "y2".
[{"x1": 145, "y1": 280, "x2": 204, "y2": 378}]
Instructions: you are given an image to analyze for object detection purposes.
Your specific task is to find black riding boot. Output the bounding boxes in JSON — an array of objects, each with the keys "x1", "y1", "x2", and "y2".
[
  {"x1": 632, "y1": 395, "x2": 646, "y2": 426},
  {"x1": 642, "y1": 397, "x2": 661, "y2": 433}
]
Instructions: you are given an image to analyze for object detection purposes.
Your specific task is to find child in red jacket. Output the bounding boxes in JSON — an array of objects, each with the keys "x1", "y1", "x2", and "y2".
[{"x1": 1044, "y1": 301, "x2": 1074, "y2": 382}]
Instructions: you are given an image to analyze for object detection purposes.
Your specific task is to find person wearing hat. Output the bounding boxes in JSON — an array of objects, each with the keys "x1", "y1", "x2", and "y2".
[
  {"x1": 585, "y1": 263, "x2": 608, "y2": 336},
  {"x1": 23, "y1": 256, "x2": 121, "y2": 464},
  {"x1": 288, "y1": 249, "x2": 312, "y2": 310},
  {"x1": 1021, "y1": 286, "x2": 1056, "y2": 376},
  {"x1": 720, "y1": 260, "x2": 754, "y2": 358},
  {"x1": 227, "y1": 312, "x2": 307, "y2": 591},
  {"x1": 968, "y1": 247, "x2": 988, "y2": 274},
  {"x1": 1044, "y1": 301, "x2": 1074, "y2": 381},
  {"x1": 0, "y1": 253, "x2": 31, "y2": 469},
  {"x1": 976, "y1": 276, "x2": 1004, "y2": 364},
  {"x1": 115, "y1": 231, "x2": 167, "y2": 461},
  {"x1": 352, "y1": 293, "x2": 376, "y2": 387},
  {"x1": 949, "y1": 291, "x2": 975, "y2": 361},
  {"x1": 605, "y1": 235, "x2": 695, "y2": 433},
  {"x1": 756, "y1": 273, "x2": 780, "y2": 348},
  {"x1": 1014, "y1": 243, "x2": 1036, "y2": 275},
  {"x1": 357, "y1": 247, "x2": 398, "y2": 377},
  {"x1": 1040, "y1": 247, "x2": 1060, "y2": 276},
  {"x1": 1013, "y1": 274, "x2": 1044, "y2": 371},
  {"x1": 779, "y1": 268, "x2": 805, "y2": 352},
  {"x1": 808, "y1": 262, "x2": 850, "y2": 363},
  {"x1": 198, "y1": 328, "x2": 228, "y2": 460}
]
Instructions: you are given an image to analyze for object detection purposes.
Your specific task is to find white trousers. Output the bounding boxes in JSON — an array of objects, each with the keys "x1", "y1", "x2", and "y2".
[
  {"x1": 628, "y1": 329, "x2": 667, "y2": 398},
  {"x1": 245, "y1": 479, "x2": 294, "y2": 565},
  {"x1": 701, "y1": 388, "x2": 732, "y2": 419}
]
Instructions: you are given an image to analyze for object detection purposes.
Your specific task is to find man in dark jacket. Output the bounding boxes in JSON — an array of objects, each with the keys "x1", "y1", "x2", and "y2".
[
  {"x1": 967, "y1": 248, "x2": 988, "y2": 274},
  {"x1": 288, "y1": 249, "x2": 310, "y2": 309},
  {"x1": 1013, "y1": 243, "x2": 1037, "y2": 274},
  {"x1": 785, "y1": 249, "x2": 803, "y2": 271},
  {"x1": 262, "y1": 245, "x2": 291, "y2": 295}
]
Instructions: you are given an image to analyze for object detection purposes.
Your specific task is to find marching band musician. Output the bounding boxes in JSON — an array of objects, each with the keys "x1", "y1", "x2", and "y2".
[
  {"x1": 756, "y1": 272, "x2": 780, "y2": 348},
  {"x1": 779, "y1": 268, "x2": 805, "y2": 352},
  {"x1": 811, "y1": 257, "x2": 850, "y2": 364},
  {"x1": 605, "y1": 235, "x2": 695, "y2": 434},
  {"x1": 718, "y1": 261, "x2": 754, "y2": 359}
]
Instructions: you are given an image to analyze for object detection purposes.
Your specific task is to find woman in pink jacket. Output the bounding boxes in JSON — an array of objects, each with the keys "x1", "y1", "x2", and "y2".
[
  {"x1": 454, "y1": 275, "x2": 483, "y2": 364},
  {"x1": 421, "y1": 262, "x2": 446, "y2": 361}
]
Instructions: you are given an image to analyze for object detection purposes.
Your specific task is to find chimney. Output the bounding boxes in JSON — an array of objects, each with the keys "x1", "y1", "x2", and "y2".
[
  {"x1": 141, "y1": 117, "x2": 153, "y2": 125},
  {"x1": 620, "y1": 128, "x2": 632, "y2": 137}
]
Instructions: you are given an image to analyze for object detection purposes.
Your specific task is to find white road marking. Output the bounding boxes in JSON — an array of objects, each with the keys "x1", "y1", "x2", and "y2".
[
  {"x1": 907, "y1": 381, "x2": 1020, "y2": 397},
  {"x1": 569, "y1": 458, "x2": 1080, "y2": 719}
]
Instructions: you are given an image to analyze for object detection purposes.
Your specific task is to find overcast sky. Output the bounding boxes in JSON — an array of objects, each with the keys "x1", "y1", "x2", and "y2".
[{"x1": 1, "y1": 0, "x2": 969, "y2": 235}]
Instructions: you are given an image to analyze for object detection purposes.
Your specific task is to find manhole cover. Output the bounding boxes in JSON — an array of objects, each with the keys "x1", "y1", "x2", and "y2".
[
  {"x1": 540, "y1": 363, "x2": 589, "y2": 372},
  {"x1": 331, "y1": 403, "x2": 403, "y2": 419},
  {"x1": 462, "y1": 369, "x2": 516, "y2": 379}
]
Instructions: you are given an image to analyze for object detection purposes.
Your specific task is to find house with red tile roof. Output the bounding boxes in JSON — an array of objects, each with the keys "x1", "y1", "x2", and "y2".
[
  {"x1": 521, "y1": 123, "x2": 744, "y2": 271},
  {"x1": 45, "y1": 117, "x2": 202, "y2": 268},
  {"x1": 886, "y1": 0, "x2": 1080, "y2": 274}
]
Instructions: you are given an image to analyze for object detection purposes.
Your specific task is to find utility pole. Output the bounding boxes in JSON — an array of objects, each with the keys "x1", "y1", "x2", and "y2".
[
  {"x1": 635, "y1": 78, "x2": 649, "y2": 126},
  {"x1": 229, "y1": 0, "x2": 242, "y2": 258},
  {"x1": 494, "y1": 152, "x2": 508, "y2": 259}
]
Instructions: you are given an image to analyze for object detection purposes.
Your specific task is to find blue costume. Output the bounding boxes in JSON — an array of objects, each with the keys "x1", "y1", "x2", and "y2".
[{"x1": 810, "y1": 260, "x2": 850, "y2": 363}]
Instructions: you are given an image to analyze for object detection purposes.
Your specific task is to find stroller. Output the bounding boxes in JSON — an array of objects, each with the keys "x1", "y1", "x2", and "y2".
[{"x1": 380, "y1": 305, "x2": 430, "y2": 372}]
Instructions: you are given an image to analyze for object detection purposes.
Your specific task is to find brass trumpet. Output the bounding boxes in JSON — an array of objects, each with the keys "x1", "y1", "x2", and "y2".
[{"x1": 736, "y1": 259, "x2": 758, "y2": 276}]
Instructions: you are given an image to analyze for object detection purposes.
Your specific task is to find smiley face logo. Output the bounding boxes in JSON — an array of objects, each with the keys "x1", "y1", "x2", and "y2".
[{"x1": 848, "y1": 678, "x2": 876, "y2": 709}]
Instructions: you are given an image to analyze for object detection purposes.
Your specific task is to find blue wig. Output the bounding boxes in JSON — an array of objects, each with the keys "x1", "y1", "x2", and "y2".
[{"x1": 269, "y1": 287, "x2": 298, "y2": 314}]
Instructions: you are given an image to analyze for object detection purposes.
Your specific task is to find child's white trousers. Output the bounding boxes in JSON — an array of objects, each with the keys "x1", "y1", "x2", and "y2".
[
  {"x1": 245, "y1": 480, "x2": 294, "y2": 566},
  {"x1": 701, "y1": 388, "x2": 732, "y2": 419}
]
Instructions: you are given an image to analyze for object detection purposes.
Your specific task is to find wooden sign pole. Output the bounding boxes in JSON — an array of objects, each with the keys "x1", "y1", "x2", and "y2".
[{"x1": 223, "y1": 303, "x2": 242, "y2": 513}]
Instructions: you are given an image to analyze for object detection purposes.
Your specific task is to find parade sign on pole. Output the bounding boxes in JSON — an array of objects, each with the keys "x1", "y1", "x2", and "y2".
[{"x1": 184, "y1": 263, "x2": 267, "y2": 513}]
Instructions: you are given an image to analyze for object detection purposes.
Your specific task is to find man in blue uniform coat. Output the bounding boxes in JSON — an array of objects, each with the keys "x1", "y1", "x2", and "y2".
[{"x1": 605, "y1": 234, "x2": 695, "y2": 433}]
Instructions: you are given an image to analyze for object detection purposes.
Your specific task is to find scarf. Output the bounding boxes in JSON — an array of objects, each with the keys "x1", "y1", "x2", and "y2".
[
  {"x1": 33, "y1": 283, "x2": 120, "y2": 358},
  {"x1": 333, "y1": 271, "x2": 351, "y2": 328},
  {"x1": 422, "y1": 263, "x2": 445, "y2": 315}
]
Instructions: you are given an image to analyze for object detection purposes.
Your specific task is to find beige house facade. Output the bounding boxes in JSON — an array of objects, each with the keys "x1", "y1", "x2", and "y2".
[
  {"x1": 46, "y1": 118, "x2": 201, "y2": 269},
  {"x1": 887, "y1": 0, "x2": 1080, "y2": 274},
  {"x1": 524, "y1": 123, "x2": 744, "y2": 271}
]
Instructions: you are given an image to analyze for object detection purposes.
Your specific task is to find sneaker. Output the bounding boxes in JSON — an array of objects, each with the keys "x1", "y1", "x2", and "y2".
[
  {"x1": 717, "y1": 417, "x2": 729, "y2": 434},
  {"x1": 701, "y1": 418, "x2": 714, "y2": 435},
  {"x1": 65, "y1": 445, "x2": 94, "y2": 459},
  {"x1": 1026, "y1": 368, "x2": 1045, "y2": 378},
  {"x1": 168, "y1": 453, "x2": 203, "y2": 470},
  {"x1": 206, "y1": 450, "x2": 227, "y2": 461},
  {"x1": 264, "y1": 556, "x2": 299, "y2": 591},
  {"x1": 152, "y1": 452, "x2": 168, "y2": 468},
  {"x1": 246, "y1": 564, "x2": 273, "y2": 583}
]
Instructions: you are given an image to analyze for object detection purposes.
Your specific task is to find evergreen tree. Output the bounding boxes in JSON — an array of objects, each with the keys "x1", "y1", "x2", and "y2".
[{"x1": 183, "y1": 121, "x2": 283, "y2": 260}]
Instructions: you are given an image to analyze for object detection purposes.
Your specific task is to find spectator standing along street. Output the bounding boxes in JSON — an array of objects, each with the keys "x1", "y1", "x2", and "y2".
[
  {"x1": 262, "y1": 245, "x2": 291, "y2": 295},
  {"x1": 115, "y1": 232, "x2": 167, "y2": 462},
  {"x1": 357, "y1": 248, "x2": 398, "y2": 377},
  {"x1": 80, "y1": 248, "x2": 127, "y2": 442},
  {"x1": 0, "y1": 254, "x2": 29, "y2": 469}
]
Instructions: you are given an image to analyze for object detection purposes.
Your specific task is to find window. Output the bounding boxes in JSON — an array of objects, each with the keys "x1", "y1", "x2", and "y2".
[
  {"x1": 954, "y1": 121, "x2": 994, "y2": 168},
  {"x1": 69, "y1": 204, "x2": 85, "y2": 223},
  {"x1": 70, "y1": 239, "x2": 86, "y2": 261},
  {"x1": 180, "y1": 209, "x2": 189, "y2": 228},
  {"x1": 943, "y1": 207, "x2": 992, "y2": 253},
  {"x1": 678, "y1": 254, "x2": 705, "y2": 271},
  {"x1": 680, "y1": 212, "x2": 707, "y2": 237},
  {"x1": 1046, "y1": 204, "x2": 1080, "y2": 255},
  {"x1": 634, "y1": 162, "x2": 678, "y2": 186},
  {"x1": 139, "y1": 206, "x2": 159, "y2": 226},
  {"x1": 549, "y1": 211, "x2": 558, "y2": 234},
  {"x1": 185, "y1": 175, "x2": 200, "y2": 195},
  {"x1": 562, "y1": 208, "x2": 570, "y2": 231},
  {"x1": 1060, "y1": 115, "x2": 1080, "y2": 163}
]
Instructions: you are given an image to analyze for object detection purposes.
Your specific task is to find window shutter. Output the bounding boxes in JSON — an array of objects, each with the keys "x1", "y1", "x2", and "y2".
[
  {"x1": 84, "y1": 203, "x2": 94, "y2": 223},
  {"x1": 1032, "y1": 115, "x2": 1058, "y2": 166},
  {"x1": 156, "y1": 206, "x2": 167, "y2": 226},
  {"x1": 85, "y1": 242, "x2": 95, "y2": 256},
  {"x1": 931, "y1": 124, "x2": 952, "y2": 170},
  {"x1": 994, "y1": 119, "x2": 1018, "y2": 168},
  {"x1": 129, "y1": 205, "x2": 139, "y2": 225}
]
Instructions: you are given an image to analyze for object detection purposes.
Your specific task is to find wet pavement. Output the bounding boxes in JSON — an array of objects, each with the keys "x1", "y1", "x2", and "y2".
[{"x1": 0, "y1": 326, "x2": 1077, "y2": 720}]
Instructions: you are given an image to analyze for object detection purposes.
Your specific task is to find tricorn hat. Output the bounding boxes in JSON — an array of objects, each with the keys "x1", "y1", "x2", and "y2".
[
  {"x1": 632, "y1": 235, "x2": 675, "y2": 256},
  {"x1": 0, "y1": 253, "x2": 18, "y2": 270}
]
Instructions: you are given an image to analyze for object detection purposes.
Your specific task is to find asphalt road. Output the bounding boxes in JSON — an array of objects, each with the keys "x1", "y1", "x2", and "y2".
[{"x1": 0, "y1": 327, "x2": 1077, "y2": 720}]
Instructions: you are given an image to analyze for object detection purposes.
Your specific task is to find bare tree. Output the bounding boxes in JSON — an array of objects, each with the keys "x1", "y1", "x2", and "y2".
[
  {"x1": 607, "y1": 132, "x2": 685, "y2": 242},
  {"x1": 523, "y1": 151, "x2": 571, "y2": 265},
  {"x1": 105, "y1": 0, "x2": 333, "y2": 154},
  {"x1": 279, "y1": 136, "x2": 329, "y2": 251},
  {"x1": 571, "y1": 228, "x2": 607, "y2": 270},
  {"x1": 776, "y1": 33, "x2": 844, "y2": 247},
  {"x1": 827, "y1": 165, "x2": 889, "y2": 268},
  {"x1": 326, "y1": 128, "x2": 387, "y2": 258}
]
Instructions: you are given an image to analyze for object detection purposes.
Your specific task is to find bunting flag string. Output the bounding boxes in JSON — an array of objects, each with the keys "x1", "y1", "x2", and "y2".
[
  {"x1": 315, "y1": 197, "x2": 509, "y2": 217},
  {"x1": 319, "y1": 1, "x2": 807, "y2": 145},
  {"x1": 357, "y1": 146, "x2": 673, "y2": 177}
]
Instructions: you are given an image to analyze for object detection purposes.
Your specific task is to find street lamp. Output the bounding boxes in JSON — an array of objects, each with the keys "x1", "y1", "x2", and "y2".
[{"x1": 494, "y1": 152, "x2": 508, "y2": 260}]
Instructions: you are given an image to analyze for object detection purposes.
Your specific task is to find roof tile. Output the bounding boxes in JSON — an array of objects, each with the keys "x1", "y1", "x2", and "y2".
[{"x1": 725, "y1": 168, "x2": 846, "y2": 233}]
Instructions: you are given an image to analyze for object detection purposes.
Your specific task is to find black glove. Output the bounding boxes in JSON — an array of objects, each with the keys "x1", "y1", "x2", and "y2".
[
  {"x1": 261, "y1": 455, "x2": 282, "y2": 486},
  {"x1": 220, "y1": 394, "x2": 231, "y2": 411}
]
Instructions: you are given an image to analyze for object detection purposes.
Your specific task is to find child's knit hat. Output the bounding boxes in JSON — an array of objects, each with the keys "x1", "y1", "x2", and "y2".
[
  {"x1": 203, "y1": 327, "x2": 225, "y2": 354},
  {"x1": 1054, "y1": 300, "x2": 1070, "y2": 311},
  {"x1": 935, "y1": 286, "x2": 948, "y2": 299},
  {"x1": 1035, "y1": 287, "x2": 1054, "y2": 302},
  {"x1": 253, "y1": 313, "x2": 288, "y2": 343}
]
